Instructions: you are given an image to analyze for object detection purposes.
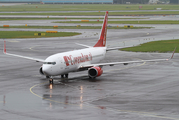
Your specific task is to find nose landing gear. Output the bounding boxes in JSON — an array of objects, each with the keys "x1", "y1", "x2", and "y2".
[
  {"x1": 49, "y1": 78, "x2": 53, "y2": 84},
  {"x1": 48, "y1": 74, "x2": 69, "y2": 84}
]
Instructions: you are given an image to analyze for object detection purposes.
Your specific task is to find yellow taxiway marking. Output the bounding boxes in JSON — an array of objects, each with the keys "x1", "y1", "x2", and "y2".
[
  {"x1": 30, "y1": 81, "x2": 179, "y2": 120},
  {"x1": 30, "y1": 61, "x2": 178, "y2": 120},
  {"x1": 30, "y1": 60, "x2": 146, "y2": 103},
  {"x1": 30, "y1": 82, "x2": 66, "y2": 104},
  {"x1": 7, "y1": 40, "x2": 19, "y2": 42},
  {"x1": 29, "y1": 46, "x2": 36, "y2": 51},
  {"x1": 29, "y1": 46, "x2": 41, "y2": 51}
]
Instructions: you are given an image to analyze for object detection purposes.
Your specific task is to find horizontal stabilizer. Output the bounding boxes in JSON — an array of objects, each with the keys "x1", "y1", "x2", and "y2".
[
  {"x1": 106, "y1": 45, "x2": 133, "y2": 51},
  {"x1": 75, "y1": 43, "x2": 92, "y2": 48}
]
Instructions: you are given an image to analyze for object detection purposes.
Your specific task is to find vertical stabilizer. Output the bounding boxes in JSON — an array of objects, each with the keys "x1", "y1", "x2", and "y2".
[{"x1": 94, "y1": 11, "x2": 108, "y2": 47}]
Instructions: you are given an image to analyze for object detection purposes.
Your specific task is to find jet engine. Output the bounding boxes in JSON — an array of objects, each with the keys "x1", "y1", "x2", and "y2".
[
  {"x1": 88, "y1": 66, "x2": 103, "y2": 78},
  {"x1": 39, "y1": 66, "x2": 44, "y2": 75}
]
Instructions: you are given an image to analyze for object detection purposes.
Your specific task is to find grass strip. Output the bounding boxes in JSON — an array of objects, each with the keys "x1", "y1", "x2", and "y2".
[
  {"x1": 1, "y1": 4, "x2": 179, "y2": 12},
  {"x1": 54, "y1": 20, "x2": 179, "y2": 24},
  {"x1": 0, "y1": 31, "x2": 80, "y2": 39},
  {"x1": 0, "y1": 26, "x2": 152, "y2": 29},
  {"x1": 120, "y1": 39, "x2": 179, "y2": 53},
  {"x1": 0, "y1": 11, "x2": 179, "y2": 16}
]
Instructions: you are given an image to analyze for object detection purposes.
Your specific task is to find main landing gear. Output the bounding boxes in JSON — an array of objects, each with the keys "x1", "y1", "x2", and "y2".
[
  {"x1": 61, "y1": 74, "x2": 68, "y2": 78},
  {"x1": 49, "y1": 74, "x2": 69, "y2": 84}
]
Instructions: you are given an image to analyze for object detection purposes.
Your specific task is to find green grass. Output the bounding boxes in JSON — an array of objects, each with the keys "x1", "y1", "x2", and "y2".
[
  {"x1": 54, "y1": 20, "x2": 179, "y2": 24},
  {"x1": 121, "y1": 39, "x2": 179, "y2": 53},
  {"x1": 1, "y1": 11, "x2": 179, "y2": 16},
  {"x1": 1, "y1": 4, "x2": 179, "y2": 12},
  {"x1": 0, "y1": 4, "x2": 179, "y2": 16},
  {"x1": 0, "y1": 25, "x2": 152, "y2": 29},
  {"x1": 0, "y1": 31, "x2": 80, "y2": 39}
]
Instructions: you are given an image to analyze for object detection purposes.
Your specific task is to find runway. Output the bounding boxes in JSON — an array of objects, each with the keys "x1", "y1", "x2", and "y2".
[{"x1": 0, "y1": 15, "x2": 179, "y2": 120}]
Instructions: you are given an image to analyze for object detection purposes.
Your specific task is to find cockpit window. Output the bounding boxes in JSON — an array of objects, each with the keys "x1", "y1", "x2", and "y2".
[{"x1": 43, "y1": 62, "x2": 56, "y2": 65}]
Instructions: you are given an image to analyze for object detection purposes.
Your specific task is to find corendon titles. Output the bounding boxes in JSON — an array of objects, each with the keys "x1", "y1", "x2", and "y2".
[{"x1": 63, "y1": 53, "x2": 92, "y2": 66}]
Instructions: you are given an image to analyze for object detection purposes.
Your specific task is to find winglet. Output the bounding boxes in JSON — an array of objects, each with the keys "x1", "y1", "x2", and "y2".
[
  {"x1": 3, "y1": 41, "x2": 6, "y2": 54},
  {"x1": 170, "y1": 47, "x2": 176, "y2": 59}
]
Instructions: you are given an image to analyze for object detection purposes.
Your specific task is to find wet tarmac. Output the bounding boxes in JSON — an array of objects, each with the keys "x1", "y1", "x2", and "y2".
[{"x1": 0, "y1": 15, "x2": 179, "y2": 120}]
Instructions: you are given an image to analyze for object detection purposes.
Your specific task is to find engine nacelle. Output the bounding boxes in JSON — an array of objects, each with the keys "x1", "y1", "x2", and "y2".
[
  {"x1": 39, "y1": 66, "x2": 44, "y2": 75},
  {"x1": 88, "y1": 66, "x2": 103, "y2": 78}
]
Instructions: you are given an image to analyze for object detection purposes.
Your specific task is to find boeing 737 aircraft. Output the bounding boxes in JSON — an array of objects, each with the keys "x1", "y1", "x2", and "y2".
[{"x1": 3, "y1": 11, "x2": 176, "y2": 84}]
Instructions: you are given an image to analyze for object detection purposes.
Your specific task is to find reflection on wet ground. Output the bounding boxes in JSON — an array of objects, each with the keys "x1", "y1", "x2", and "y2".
[{"x1": 1, "y1": 14, "x2": 179, "y2": 119}]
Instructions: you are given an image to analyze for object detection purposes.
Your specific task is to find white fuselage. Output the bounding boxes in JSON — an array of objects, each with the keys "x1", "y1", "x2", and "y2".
[{"x1": 42, "y1": 47, "x2": 106, "y2": 76}]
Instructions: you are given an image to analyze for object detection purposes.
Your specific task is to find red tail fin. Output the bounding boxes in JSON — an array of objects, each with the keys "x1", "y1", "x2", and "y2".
[{"x1": 94, "y1": 11, "x2": 108, "y2": 47}]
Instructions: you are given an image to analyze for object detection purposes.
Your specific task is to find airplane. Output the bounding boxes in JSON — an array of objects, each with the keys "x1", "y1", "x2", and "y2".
[{"x1": 3, "y1": 11, "x2": 176, "y2": 84}]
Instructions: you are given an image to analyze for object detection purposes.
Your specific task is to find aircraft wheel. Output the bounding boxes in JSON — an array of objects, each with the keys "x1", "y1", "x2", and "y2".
[
  {"x1": 65, "y1": 74, "x2": 68, "y2": 78},
  {"x1": 61, "y1": 75, "x2": 64, "y2": 78}
]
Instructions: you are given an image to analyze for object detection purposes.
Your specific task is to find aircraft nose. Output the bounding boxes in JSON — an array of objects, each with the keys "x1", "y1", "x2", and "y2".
[{"x1": 42, "y1": 65, "x2": 52, "y2": 76}]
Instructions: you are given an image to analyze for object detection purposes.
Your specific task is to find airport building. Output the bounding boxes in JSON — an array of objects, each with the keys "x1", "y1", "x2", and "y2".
[
  {"x1": 0, "y1": 0, "x2": 175, "y2": 4},
  {"x1": 0, "y1": 0, "x2": 113, "y2": 4},
  {"x1": 113, "y1": 0, "x2": 149, "y2": 4},
  {"x1": 0, "y1": 0, "x2": 152, "y2": 4}
]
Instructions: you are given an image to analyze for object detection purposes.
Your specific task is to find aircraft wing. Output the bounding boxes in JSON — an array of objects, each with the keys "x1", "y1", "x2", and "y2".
[
  {"x1": 79, "y1": 47, "x2": 176, "y2": 69},
  {"x1": 3, "y1": 41, "x2": 45, "y2": 62},
  {"x1": 80, "y1": 58, "x2": 169, "y2": 68}
]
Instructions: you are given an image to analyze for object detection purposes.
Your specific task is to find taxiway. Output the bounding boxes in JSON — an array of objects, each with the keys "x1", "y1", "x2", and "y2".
[{"x1": 0, "y1": 15, "x2": 179, "y2": 120}]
